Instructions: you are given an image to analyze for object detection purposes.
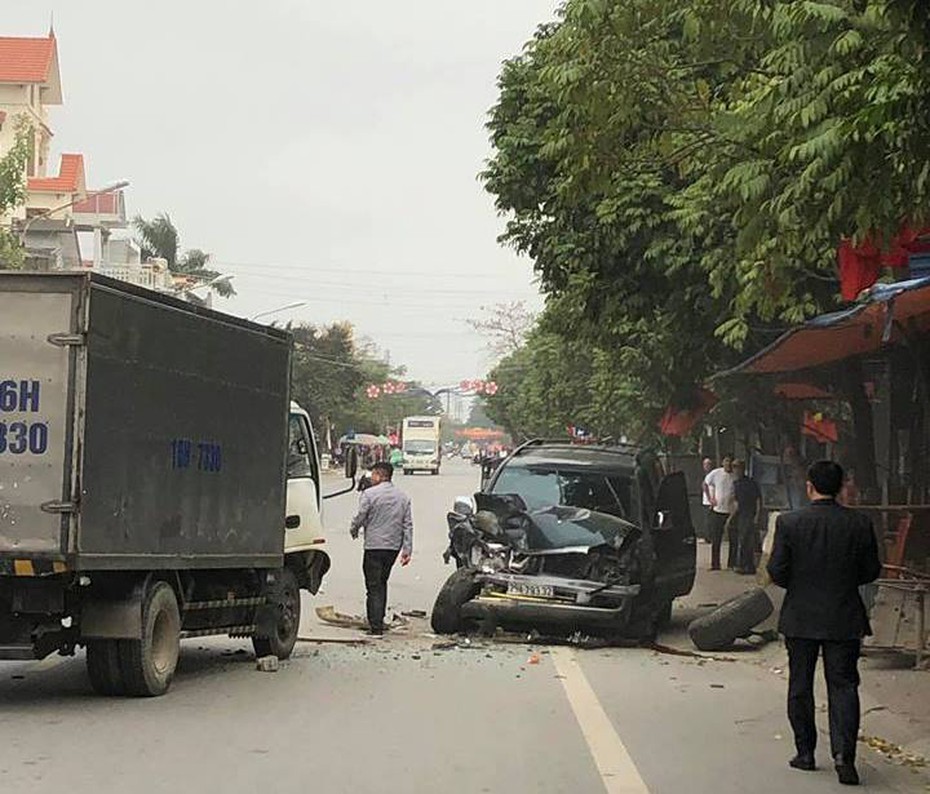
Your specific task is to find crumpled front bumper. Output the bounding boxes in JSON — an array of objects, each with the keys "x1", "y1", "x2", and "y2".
[{"x1": 460, "y1": 572, "x2": 641, "y2": 631}]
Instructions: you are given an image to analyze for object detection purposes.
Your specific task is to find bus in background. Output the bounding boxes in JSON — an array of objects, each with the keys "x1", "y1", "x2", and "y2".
[{"x1": 401, "y1": 415, "x2": 442, "y2": 475}]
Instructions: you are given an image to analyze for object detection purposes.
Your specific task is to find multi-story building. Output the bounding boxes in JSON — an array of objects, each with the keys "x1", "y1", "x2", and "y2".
[{"x1": 0, "y1": 29, "x2": 170, "y2": 288}]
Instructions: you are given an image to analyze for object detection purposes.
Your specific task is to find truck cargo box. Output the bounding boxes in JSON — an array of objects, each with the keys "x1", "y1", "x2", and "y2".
[{"x1": 0, "y1": 272, "x2": 291, "y2": 572}]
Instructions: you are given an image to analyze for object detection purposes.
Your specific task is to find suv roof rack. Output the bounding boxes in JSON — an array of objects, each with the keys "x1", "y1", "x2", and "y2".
[{"x1": 512, "y1": 438, "x2": 641, "y2": 455}]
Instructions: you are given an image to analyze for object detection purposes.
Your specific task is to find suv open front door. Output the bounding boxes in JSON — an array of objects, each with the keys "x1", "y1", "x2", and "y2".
[{"x1": 652, "y1": 471, "x2": 697, "y2": 600}]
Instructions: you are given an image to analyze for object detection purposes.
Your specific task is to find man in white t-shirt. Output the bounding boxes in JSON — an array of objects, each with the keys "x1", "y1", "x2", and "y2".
[
  {"x1": 700, "y1": 457, "x2": 714, "y2": 542},
  {"x1": 704, "y1": 456, "x2": 735, "y2": 570}
]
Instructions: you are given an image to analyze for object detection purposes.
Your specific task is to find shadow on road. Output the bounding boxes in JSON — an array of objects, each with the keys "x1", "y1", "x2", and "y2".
[{"x1": 0, "y1": 643, "x2": 259, "y2": 706}]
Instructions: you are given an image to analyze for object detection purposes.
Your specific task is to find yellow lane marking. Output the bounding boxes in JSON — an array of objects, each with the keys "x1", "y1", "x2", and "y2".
[{"x1": 551, "y1": 647, "x2": 650, "y2": 794}]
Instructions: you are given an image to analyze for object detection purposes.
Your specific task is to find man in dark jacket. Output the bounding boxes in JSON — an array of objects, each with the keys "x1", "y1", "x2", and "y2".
[{"x1": 767, "y1": 460, "x2": 882, "y2": 786}]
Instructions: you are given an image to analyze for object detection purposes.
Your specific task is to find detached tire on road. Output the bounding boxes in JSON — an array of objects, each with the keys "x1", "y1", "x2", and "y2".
[
  {"x1": 430, "y1": 568, "x2": 480, "y2": 634},
  {"x1": 688, "y1": 588, "x2": 774, "y2": 652},
  {"x1": 118, "y1": 581, "x2": 181, "y2": 697},
  {"x1": 252, "y1": 567, "x2": 300, "y2": 661},
  {"x1": 86, "y1": 639, "x2": 125, "y2": 696}
]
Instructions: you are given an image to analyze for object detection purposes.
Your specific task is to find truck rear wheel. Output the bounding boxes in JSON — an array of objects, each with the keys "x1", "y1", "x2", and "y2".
[
  {"x1": 118, "y1": 581, "x2": 181, "y2": 697},
  {"x1": 86, "y1": 639, "x2": 125, "y2": 696},
  {"x1": 252, "y1": 567, "x2": 300, "y2": 660}
]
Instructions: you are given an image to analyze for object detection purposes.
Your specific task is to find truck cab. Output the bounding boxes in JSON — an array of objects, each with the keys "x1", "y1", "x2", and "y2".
[{"x1": 284, "y1": 403, "x2": 331, "y2": 594}]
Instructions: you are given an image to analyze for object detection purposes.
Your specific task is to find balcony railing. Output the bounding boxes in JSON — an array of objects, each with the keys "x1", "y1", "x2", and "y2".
[{"x1": 94, "y1": 262, "x2": 173, "y2": 291}]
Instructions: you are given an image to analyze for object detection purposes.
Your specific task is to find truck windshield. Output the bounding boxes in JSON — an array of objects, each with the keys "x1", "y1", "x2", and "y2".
[
  {"x1": 405, "y1": 440, "x2": 435, "y2": 455},
  {"x1": 490, "y1": 465, "x2": 632, "y2": 520}
]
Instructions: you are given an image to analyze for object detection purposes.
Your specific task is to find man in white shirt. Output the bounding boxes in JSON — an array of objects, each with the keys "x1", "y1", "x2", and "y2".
[
  {"x1": 704, "y1": 455, "x2": 735, "y2": 570},
  {"x1": 700, "y1": 457, "x2": 714, "y2": 542}
]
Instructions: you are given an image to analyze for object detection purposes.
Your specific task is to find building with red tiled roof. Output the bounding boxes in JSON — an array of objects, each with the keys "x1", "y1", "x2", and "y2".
[
  {"x1": 1, "y1": 30, "x2": 136, "y2": 278},
  {"x1": 0, "y1": 34, "x2": 62, "y2": 101},
  {"x1": 28, "y1": 152, "x2": 85, "y2": 195},
  {"x1": 0, "y1": 31, "x2": 63, "y2": 200}
]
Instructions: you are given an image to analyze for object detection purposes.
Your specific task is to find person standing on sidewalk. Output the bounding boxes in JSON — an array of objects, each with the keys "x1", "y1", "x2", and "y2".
[
  {"x1": 349, "y1": 462, "x2": 413, "y2": 635},
  {"x1": 704, "y1": 456, "x2": 735, "y2": 570},
  {"x1": 732, "y1": 460, "x2": 762, "y2": 574},
  {"x1": 767, "y1": 460, "x2": 882, "y2": 786}
]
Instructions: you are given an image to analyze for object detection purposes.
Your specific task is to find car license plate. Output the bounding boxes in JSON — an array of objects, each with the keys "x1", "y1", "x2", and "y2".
[{"x1": 508, "y1": 582, "x2": 554, "y2": 598}]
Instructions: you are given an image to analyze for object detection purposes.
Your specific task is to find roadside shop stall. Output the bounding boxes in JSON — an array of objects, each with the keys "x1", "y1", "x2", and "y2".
[{"x1": 715, "y1": 277, "x2": 930, "y2": 667}]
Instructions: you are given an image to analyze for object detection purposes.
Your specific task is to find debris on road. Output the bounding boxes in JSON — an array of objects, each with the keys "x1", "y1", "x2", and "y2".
[
  {"x1": 316, "y1": 605, "x2": 409, "y2": 631},
  {"x1": 296, "y1": 636, "x2": 368, "y2": 646},
  {"x1": 688, "y1": 588, "x2": 774, "y2": 652},
  {"x1": 527, "y1": 654, "x2": 541, "y2": 665},
  {"x1": 256, "y1": 655, "x2": 279, "y2": 673},
  {"x1": 650, "y1": 643, "x2": 737, "y2": 663},
  {"x1": 860, "y1": 735, "x2": 928, "y2": 769},
  {"x1": 401, "y1": 610, "x2": 427, "y2": 619}
]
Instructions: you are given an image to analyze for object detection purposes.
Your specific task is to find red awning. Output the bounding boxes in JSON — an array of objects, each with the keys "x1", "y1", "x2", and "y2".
[{"x1": 716, "y1": 277, "x2": 930, "y2": 377}]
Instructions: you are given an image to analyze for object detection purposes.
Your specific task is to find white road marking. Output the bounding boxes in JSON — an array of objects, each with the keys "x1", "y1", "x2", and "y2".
[{"x1": 551, "y1": 647, "x2": 650, "y2": 794}]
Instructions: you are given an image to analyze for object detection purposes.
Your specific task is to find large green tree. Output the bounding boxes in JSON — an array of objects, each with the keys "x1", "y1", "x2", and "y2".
[{"x1": 481, "y1": 0, "x2": 930, "y2": 438}]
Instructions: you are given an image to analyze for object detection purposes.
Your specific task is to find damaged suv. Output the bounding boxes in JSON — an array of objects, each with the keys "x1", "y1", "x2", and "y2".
[{"x1": 431, "y1": 442, "x2": 696, "y2": 640}]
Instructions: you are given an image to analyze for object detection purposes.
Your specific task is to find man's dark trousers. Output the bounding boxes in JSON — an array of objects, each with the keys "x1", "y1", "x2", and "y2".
[
  {"x1": 786, "y1": 637, "x2": 861, "y2": 762},
  {"x1": 726, "y1": 514, "x2": 740, "y2": 569},
  {"x1": 736, "y1": 511, "x2": 757, "y2": 571},
  {"x1": 709, "y1": 511, "x2": 729, "y2": 569},
  {"x1": 363, "y1": 549, "x2": 399, "y2": 631}
]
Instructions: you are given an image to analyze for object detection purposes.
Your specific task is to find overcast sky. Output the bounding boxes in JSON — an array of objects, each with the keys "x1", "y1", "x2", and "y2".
[{"x1": 6, "y1": 1, "x2": 557, "y2": 385}]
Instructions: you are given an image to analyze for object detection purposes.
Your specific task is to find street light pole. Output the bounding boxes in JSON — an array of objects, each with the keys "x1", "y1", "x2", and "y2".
[
  {"x1": 249, "y1": 301, "x2": 308, "y2": 322},
  {"x1": 18, "y1": 180, "x2": 130, "y2": 247}
]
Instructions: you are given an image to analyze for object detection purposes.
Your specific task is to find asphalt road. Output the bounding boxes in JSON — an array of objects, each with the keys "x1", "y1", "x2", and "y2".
[{"x1": 0, "y1": 459, "x2": 923, "y2": 793}]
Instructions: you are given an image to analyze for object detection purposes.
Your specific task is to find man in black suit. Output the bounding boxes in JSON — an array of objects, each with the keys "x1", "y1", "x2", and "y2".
[{"x1": 767, "y1": 460, "x2": 882, "y2": 786}]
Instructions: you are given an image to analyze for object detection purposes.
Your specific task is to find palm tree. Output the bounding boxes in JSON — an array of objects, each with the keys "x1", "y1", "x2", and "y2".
[
  {"x1": 133, "y1": 213, "x2": 179, "y2": 267},
  {"x1": 133, "y1": 213, "x2": 235, "y2": 297}
]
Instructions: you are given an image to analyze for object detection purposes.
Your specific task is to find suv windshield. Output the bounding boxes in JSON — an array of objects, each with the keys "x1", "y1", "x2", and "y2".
[{"x1": 490, "y1": 465, "x2": 633, "y2": 520}]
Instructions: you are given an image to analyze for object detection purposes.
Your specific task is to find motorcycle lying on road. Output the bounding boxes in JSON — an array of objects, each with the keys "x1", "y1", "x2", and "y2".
[{"x1": 432, "y1": 493, "x2": 668, "y2": 641}]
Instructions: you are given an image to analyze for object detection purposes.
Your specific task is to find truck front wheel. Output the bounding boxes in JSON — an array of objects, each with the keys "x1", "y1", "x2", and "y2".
[
  {"x1": 118, "y1": 581, "x2": 181, "y2": 697},
  {"x1": 252, "y1": 567, "x2": 300, "y2": 660}
]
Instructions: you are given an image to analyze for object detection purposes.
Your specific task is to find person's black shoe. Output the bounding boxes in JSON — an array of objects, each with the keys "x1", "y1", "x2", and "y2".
[
  {"x1": 789, "y1": 753, "x2": 816, "y2": 771},
  {"x1": 364, "y1": 627, "x2": 384, "y2": 637},
  {"x1": 834, "y1": 757, "x2": 859, "y2": 786}
]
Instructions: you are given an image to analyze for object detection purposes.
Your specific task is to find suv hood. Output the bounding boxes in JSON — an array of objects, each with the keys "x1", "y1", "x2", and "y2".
[
  {"x1": 473, "y1": 493, "x2": 639, "y2": 554},
  {"x1": 523, "y1": 505, "x2": 639, "y2": 553}
]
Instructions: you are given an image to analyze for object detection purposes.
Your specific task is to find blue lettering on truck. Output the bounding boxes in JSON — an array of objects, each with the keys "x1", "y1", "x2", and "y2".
[
  {"x1": 172, "y1": 439, "x2": 222, "y2": 473},
  {"x1": 0, "y1": 380, "x2": 40, "y2": 413},
  {"x1": 0, "y1": 379, "x2": 49, "y2": 455}
]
